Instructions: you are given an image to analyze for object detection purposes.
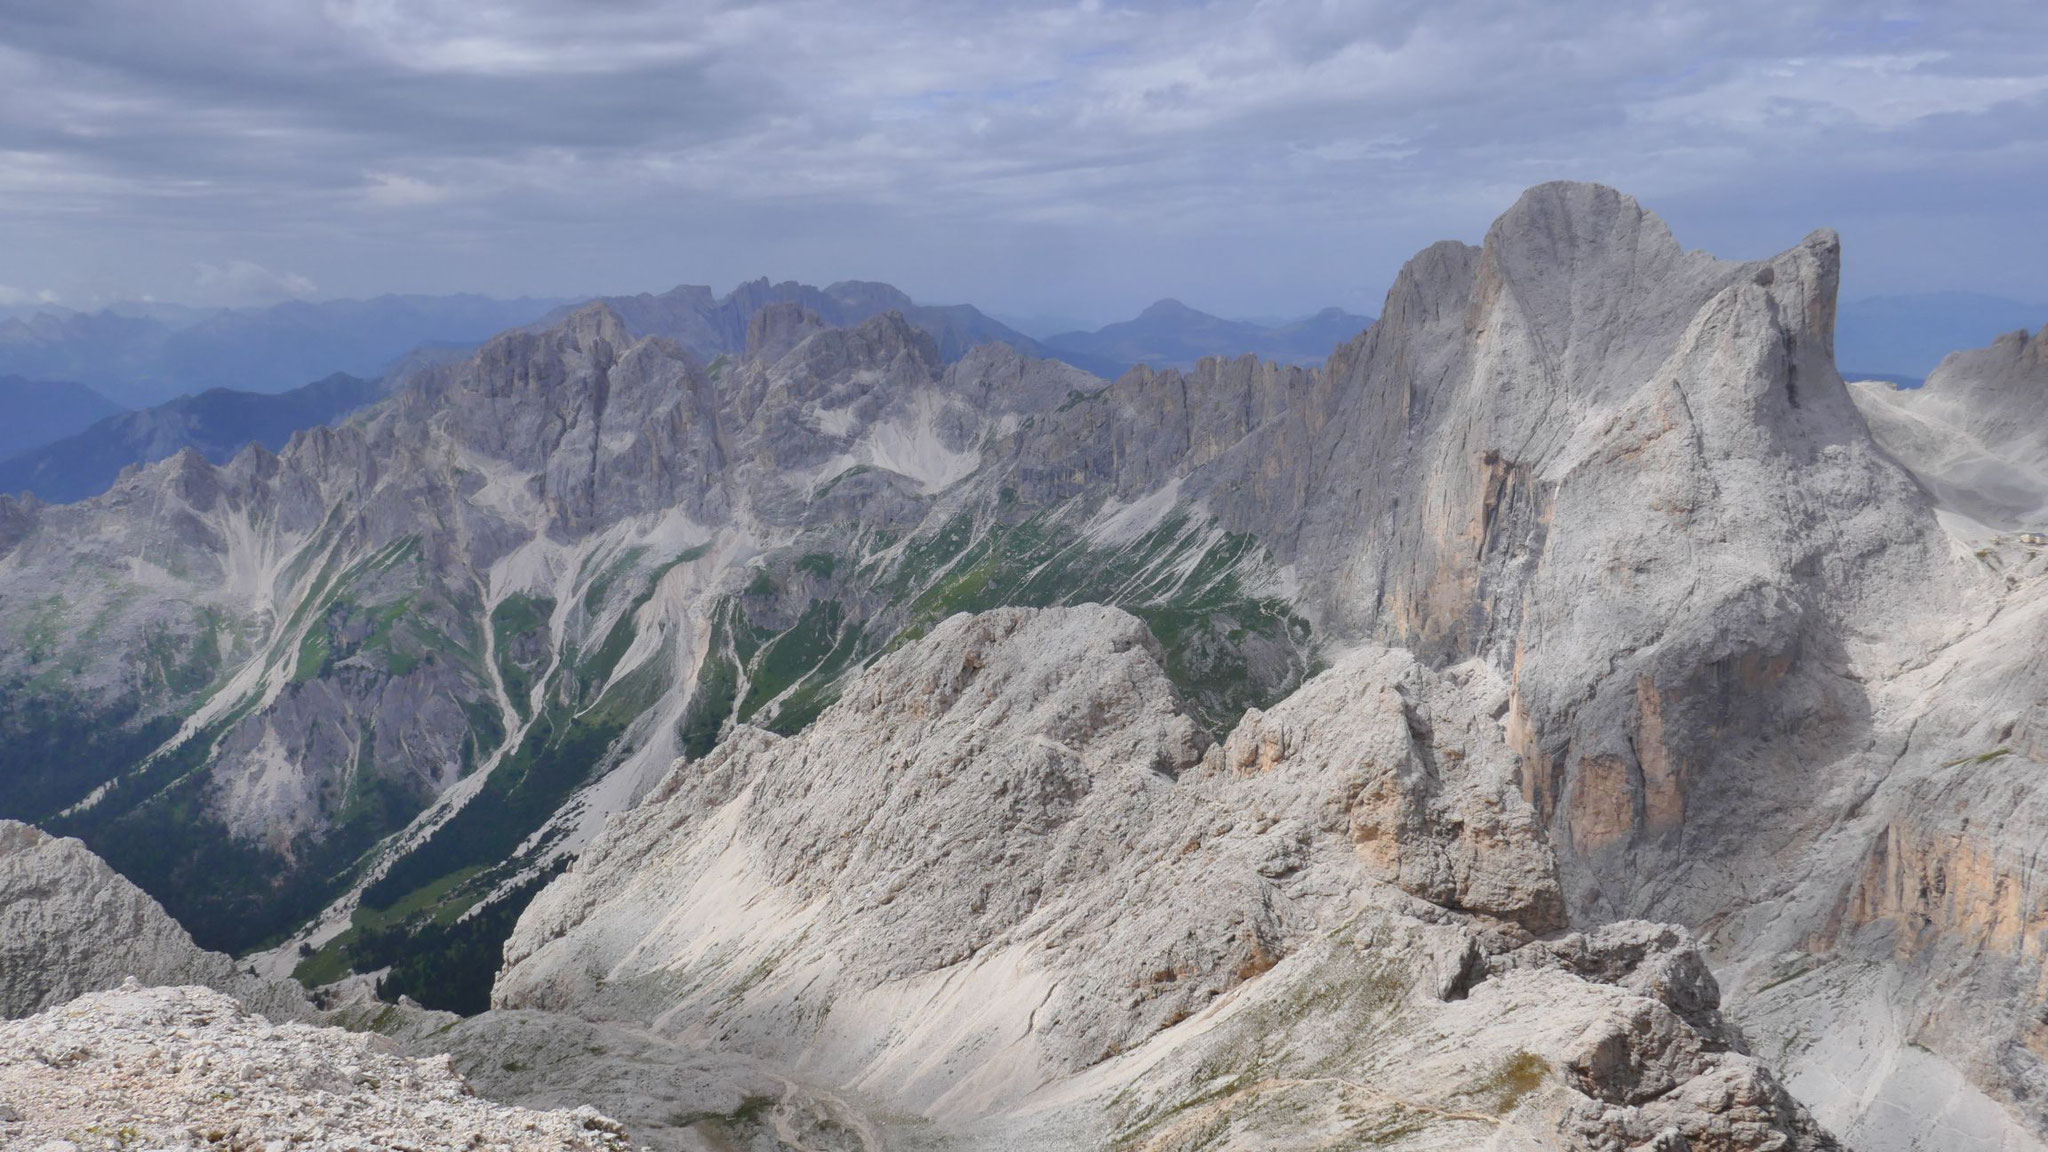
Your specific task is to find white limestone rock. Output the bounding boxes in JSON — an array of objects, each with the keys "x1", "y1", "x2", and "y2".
[
  {"x1": 497, "y1": 605, "x2": 1831, "y2": 1150},
  {"x1": 0, "y1": 821, "x2": 308, "y2": 1022},
  {"x1": 427, "y1": 1009, "x2": 874, "y2": 1152},
  {"x1": 0, "y1": 982, "x2": 636, "y2": 1151},
  {"x1": 1849, "y1": 324, "x2": 2048, "y2": 531}
]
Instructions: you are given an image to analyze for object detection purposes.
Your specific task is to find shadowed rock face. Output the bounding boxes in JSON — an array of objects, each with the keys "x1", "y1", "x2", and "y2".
[{"x1": 1, "y1": 181, "x2": 2046, "y2": 1149}]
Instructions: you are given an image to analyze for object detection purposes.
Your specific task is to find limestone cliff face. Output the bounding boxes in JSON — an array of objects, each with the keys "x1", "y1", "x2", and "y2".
[
  {"x1": 994, "y1": 189, "x2": 1972, "y2": 986},
  {"x1": 1156, "y1": 190, "x2": 1955, "y2": 944}
]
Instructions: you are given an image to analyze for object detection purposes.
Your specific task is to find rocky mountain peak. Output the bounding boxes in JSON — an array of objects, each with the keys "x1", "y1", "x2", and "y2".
[
  {"x1": 779, "y1": 308, "x2": 944, "y2": 385},
  {"x1": 1465, "y1": 181, "x2": 1744, "y2": 410},
  {"x1": 6, "y1": 180, "x2": 2046, "y2": 1151},
  {"x1": 556, "y1": 299, "x2": 632, "y2": 357},
  {"x1": 463, "y1": 300, "x2": 637, "y2": 410},
  {"x1": 1850, "y1": 317, "x2": 2048, "y2": 529},
  {"x1": 744, "y1": 300, "x2": 826, "y2": 364},
  {"x1": 822, "y1": 279, "x2": 917, "y2": 313},
  {"x1": 1487, "y1": 180, "x2": 1680, "y2": 262}
]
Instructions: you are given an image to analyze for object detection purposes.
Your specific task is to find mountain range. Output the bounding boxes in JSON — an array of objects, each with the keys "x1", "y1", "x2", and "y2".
[
  {"x1": 0, "y1": 294, "x2": 570, "y2": 407},
  {"x1": 0, "y1": 375, "x2": 123, "y2": 462},
  {"x1": 2, "y1": 182, "x2": 2047, "y2": 1151},
  {"x1": 570, "y1": 276, "x2": 1131, "y2": 378},
  {"x1": 0, "y1": 373, "x2": 383, "y2": 505},
  {"x1": 1043, "y1": 298, "x2": 1373, "y2": 367},
  {"x1": 6, "y1": 281, "x2": 2025, "y2": 512},
  {"x1": 0, "y1": 280, "x2": 1126, "y2": 505}
]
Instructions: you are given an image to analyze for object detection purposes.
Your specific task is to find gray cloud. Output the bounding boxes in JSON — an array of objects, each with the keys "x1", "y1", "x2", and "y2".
[{"x1": 2, "y1": 0, "x2": 2045, "y2": 320}]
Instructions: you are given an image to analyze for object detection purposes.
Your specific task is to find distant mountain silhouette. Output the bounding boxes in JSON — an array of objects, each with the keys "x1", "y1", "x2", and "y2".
[
  {"x1": 0, "y1": 373, "x2": 381, "y2": 504},
  {"x1": 1836, "y1": 292, "x2": 2047, "y2": 380},
  {"x1": 0, "y1": 376, "x2": 124, "y2": 461},
  {"x1": 0, "y1": 295, "x2": 569, "y2": 407},
  {"x1": 987, "y1": 311, "x2": 1095, "y2": 340},
  {"x1": 1044, "y1": 299, "x2": 1372, "y2": 369},
  {"x1": 569, "y1": 278, "x2": 1129, "y2": 379}
]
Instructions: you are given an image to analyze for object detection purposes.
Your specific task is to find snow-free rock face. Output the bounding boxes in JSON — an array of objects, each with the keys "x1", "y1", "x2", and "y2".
[
  {"x1": 1159, "y1": 186, "x2": 1954, "y2": 931},
  {"x1": 1849, "y1": 324, "x2": 2048, "y2": 531},
  {"x1": 499, "y1": 605, "x2": 1832, "y2": 1149},
  {"x1": 499, "y1": 606, "x2": 1235, "y2": 1110},
  {"x1": 0, "y1": 821, "x2": 307, "y2": 1021},
  {"x1": 0, "y1": 982, "x2": 634, "y2": 1151}
]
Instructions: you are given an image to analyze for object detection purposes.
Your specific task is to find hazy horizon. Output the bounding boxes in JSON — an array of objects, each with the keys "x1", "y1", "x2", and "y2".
[{"x1": 3, "y1": 274, "x2": 2042, "y2": 342}]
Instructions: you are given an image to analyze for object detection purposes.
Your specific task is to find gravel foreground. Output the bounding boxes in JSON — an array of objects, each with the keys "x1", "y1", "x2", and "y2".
[{"x1": 0, "y1": 981, "x2": 641, "y2": 1152}]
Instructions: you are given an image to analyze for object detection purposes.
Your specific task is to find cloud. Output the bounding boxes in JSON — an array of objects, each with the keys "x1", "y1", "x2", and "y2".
[
  {"x1": 0, "y1": 0, "x2": 2044, "y2": 316},
  {"x1": 363, "y1": 170, "x2": 451, "y2": 207},
  {"x1": 0, "y1": 284, "x2": 60, "y2": 307},
  {"x1": 192, "y1": 261, "x2": 318, "y2": 306}
]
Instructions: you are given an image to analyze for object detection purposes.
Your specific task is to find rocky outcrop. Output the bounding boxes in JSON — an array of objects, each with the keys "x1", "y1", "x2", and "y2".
[
  {"x1": 1217, "y1": 644, "x2": 1566, "y2": 932},
  {"x1": 0, "y1": 821, "x2": 307, "y2": 1022},
  {"x1": 1849, "y1": 323, "x2": 2048, "y2": 531},
  {"x1": 0, "y1": 982, "x2": 634, "y2": 1151},
  {"x1": 500, "y1": 606, "x2": 1238, "y2": 1102},
  {"x1": 498, "y1": 605, "x2": 1831, "y2": 1149}
]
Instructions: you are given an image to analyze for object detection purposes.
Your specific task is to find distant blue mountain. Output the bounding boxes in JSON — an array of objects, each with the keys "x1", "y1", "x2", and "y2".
[
  {"x1": 1836, "y1": 292, "x2": 2048, "y2": 380},
  {"x1": 0, "y1": 294, "x2": 569, "y2": 407},
  {"x1": 573, "y1": 278, "x2": 1130, "y2": 379},
  {"x1": 1044, "y1": 299, "x2": 1373, "y2": 371},
  {"x1": 0, "y1": 373, "x2": 382, "y2": 504},
  {"x1": 988, "y1": 311, "x2": 1097, "y2": 341},
  {"x1": 0, "y1": 376, "x2": 124, "y2": 461}
]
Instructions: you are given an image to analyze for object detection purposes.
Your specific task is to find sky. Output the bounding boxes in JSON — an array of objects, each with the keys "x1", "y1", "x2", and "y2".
[{"x1": 3, "y1": 0, "x2": 2046, "y2": 324}]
